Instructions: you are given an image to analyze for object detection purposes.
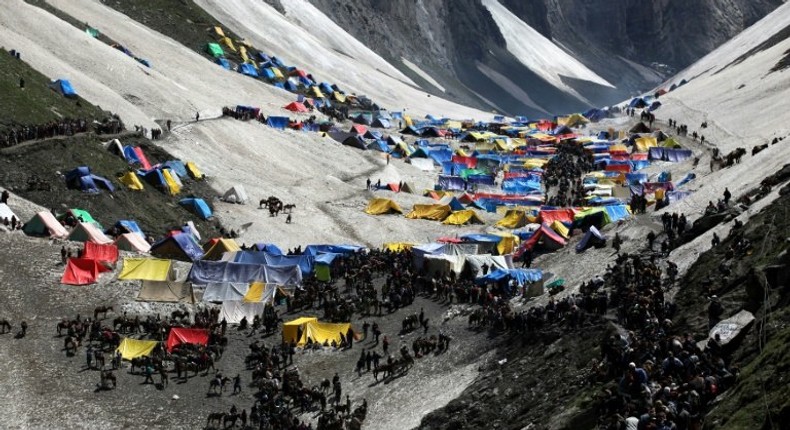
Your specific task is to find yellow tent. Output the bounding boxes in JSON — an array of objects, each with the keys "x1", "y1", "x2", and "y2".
[
  {"x1": 186, "y1": 162, "x2": 203, "y2": 180},
  {"x1": 634, "y1": 136, "x2": 658, "y2": 152},
  {"x1": 565, "y1": 113, "x2": 589, "y2": 127},
  {"x1": 523, "y1": 158, "x2": 548, "y2": 169},
  {"x1": 162, "y1": 169, "x2": 181, "y2": 195},
  {"x1": 332, "y1": 92, "x2": 347, "y2": 103},
  {"x1": 383, "y1": 242, "x2": 415, "y2": 252},
  {"x1": 442, "y1": 210, "x2": 484, "y2": 225},
  {"x1": 364, "y1": 198, "x2": 403, "y2": 215},
  {"x1": 282, "y1": 317, "x2": 318, "y2": 344},
  {"x1": 214, "y1": 26, "x2": 225, "y2": 37},
  {"x1": 269, "y1": 67, "x2": 284, "y2": 79},
  {"x1": 203, "y1": 238, "x2": 241, "y2": 260},
  {"x1": 403, "y1": 115, "x2": 413, "y2": 126},
  {"x1": 119, "y1": 258, "x2": 171, "y2": 281},
  {"x1": 239, "y1": 45, "x2": 250, "y2": 63},
  {"x1": 309, "y1": 86, "x2": 325, "y2": 98},
  {"x1": 550, "y1": 220, "x2": 570, "y2": 239},
  {"x1": 662, "y1": 137, "x2": 681, "y2": 148},
  {"x1": 243, "y1": 282, "x2": 267, "y2": 303},
  {"x1": 118, "y1": 171, "x2": 144, "y2": 191},
  {"x1": 298, "y1": 321, "x2": 352, "y2": 346},
  {"x1": 116, "y1": 338, "x2": 158, "y2": 360},
  {"x1": 405, "y1": 204, "x2": 451, "y2": 221},
  {"x1": 496, "y1": 209, "x2": 529, "y2": 229},
  {"x1": 221, "y1": 36, "x2": 237, "y2": 52},
  {"x1": 494, "y1": 233, "x2": 518, "y2": 255}
]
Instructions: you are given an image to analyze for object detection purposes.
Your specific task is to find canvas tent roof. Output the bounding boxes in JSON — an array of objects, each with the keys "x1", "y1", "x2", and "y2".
[
  {"x1": 283, "y1": 316, "x2": 318, "y2": 344},
  {"x1": 119, "y1": 258, "x2": 172, "y2": 281},
  {"x1": 61, "y1": 258, "x2": 103, "y2": 285},
  {"x1": 83, "y1": 242, "x2": 119, "y2": 264},
  {"x1": 298, "y1": 321, "x2": 352, "y2": 346},
  {"x1": 576, "y1": 226, "x2": 606, "y2": 252},
  {"x1": 67, "y1": 222, "x2": 113, "y2": 244},
  {"x1": 284, "y1": 102, "x2": 309, "y2": 113},
  {"x1": 364, "y1": 198, "x2": 403, "y2": 215},
  {"x1": 49, "y1": 79, "x2": 77, "y2": 97},
  {"x1": 118, "y1": 171, "x2": 144, "y2": 190},
  {"x1": 114, "y1": 233, "x2": 151, "y2": 253},
  {"x1": 203, "y1": 238, "x2": 241, "y2": 261},
  {"x1": 219, "y1": 301, "x2": 266, "y2": 324},
  {"x1": 116, "y1": 338, "x2": 158, "y2": 360},
  {"x1": 150, "y1": 233, "x2": 204, "y2": 262},
  {"x1": 23, "y1": 211, "x2": 68, "y2": 238},
  {"x1": 496, "y1": 210, "x2": 530, "y2": 229},
  {"x1": 405, "y1": 204, "x2": 451, "y2": 221},
  {"x1": 166, "y1": 327, "x2": 209, "y2": 352},
  {"x1": 443, "y1": 210, "x2": 484, "y2": 225},
  {"x1": 186, "y1": 162, "x2": 204, "y2": 180},
  {"x1": 222, "y1": 185, "x2": 249, "y2": 204},
  {"x1": 179, "y1": 198, "x2": 213, "y2": 220}
]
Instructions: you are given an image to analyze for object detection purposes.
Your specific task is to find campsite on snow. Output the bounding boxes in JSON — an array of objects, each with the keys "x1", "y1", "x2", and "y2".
[{"x1": 1, "y1": 1, "x2": 790, "y2": 429}]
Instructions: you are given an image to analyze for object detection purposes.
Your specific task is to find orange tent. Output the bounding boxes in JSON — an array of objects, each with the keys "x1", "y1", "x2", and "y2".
[{"x1": 283, "y1": 102, "x2": 309, "y2": 113}]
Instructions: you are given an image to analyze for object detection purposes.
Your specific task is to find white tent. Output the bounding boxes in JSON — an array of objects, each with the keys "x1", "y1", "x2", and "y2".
[
  {"x1": 219, "y1": 301, "x2": 265, "y2": 324},
  {"x1": 114, "y1": 232, "x2": 151, "y2": 253},
  {"x1": 222, "y1": 185, "x2": 249, "y2": 204},
  {"x1": 202, "y1": 282, "x2": 249, "y2": 302},
  {"x1": 0, "y1": 203, "x2": 18, "y2": 222}
]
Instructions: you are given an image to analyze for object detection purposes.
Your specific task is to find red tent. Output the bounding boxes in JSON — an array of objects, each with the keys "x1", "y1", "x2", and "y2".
[
  {"x1": 283, "y1": 102, "x2": 308, "y2": 113},
  {"x1": 516, "y1": 224, "x2": 566, "y2": 255},
  {"x1": 61, "y1": 258, "x2": 101, "y2": 285},
  {"x1": 349, "y1": 124, "x2": 367, "y2": 135},
  {"x1": 133, "y1": 147, "x2": 152, "y2": 170},
  {"x1": 539, "y1": 209, "x2": 575, "y2": 225},
  {"x1": 451, "y1": 155, "x2": 477, "y2": 168},
  {"x1": 166, "y1": 327, "x2": 210, "y2": 352},
  {"x1": 83, "y1": 242, "x2": 119, "y2": 264},
  {"x1": 436, "y1": 237, "x2": 463, "y2": 244}
]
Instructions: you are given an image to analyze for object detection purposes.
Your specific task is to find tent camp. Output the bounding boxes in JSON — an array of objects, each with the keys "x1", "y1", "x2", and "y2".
[
  {"x1": 166, "y1": 327, "x2": 209, "y2": 352},
  {"x1": 221, "y1": 185, "x2": 249, "y2": 204},
  {"x1": 116, "y1": 338, "x2": 158, "y2": 360},
  {"x1": 364, "y1": 198, "x2": 403, "y2": 215},
  {"x1": 67, "y1": 222, "x2": 113, "y2": 244},
  {"x1": 405, "y1": 204, "x2": 451, "y2": 221},
  {"x1": 114, "y1": 233, "x2": 151, "y2": 253},
  {"x1": 23, "y1": 211, "x2": 68, "y2": 238},
  {"x1": 283, "y1": 316, "x2": 318, "y2": 344},
  {"x1": 443, "y1": 210, "x2": 484, "y2": 225},
  {"x1": 49, "y1": 79, "x2": 77, "y2": 97},
  {"x1": 203, "y1": 238, "x2": 241, "y2": 261},
  {"x1": 179, "y1": 198, "x2": 213, "y2": 220},
  {"x1": 149, "y1": 233, "x2": 204, "y2": 261}
]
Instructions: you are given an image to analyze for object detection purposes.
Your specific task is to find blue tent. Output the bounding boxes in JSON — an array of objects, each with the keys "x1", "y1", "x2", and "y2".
[
  {"x1": 319, "y1": 82, "x2": 334, "y2": 95},
  {"x1": 162, "y1": 160, "x2": 188, "y2": 178},
  {"x1": 123, "y1": 146, "x2": 142, "y2": 164},
  {"x1": 576, "y1": 226, "x2": 606, "y2": 253},
  {"x1": 179, "y1": 198, "x2": 213, "y2": 219},
  {"x1": 216, "y1": 58, "x2": 231, "y2": 70},
  {"x1": 364, "y1": 130, "x2": 383, "y2": 140},
  {"x1": 648, "y1": 101, "x2": 662, "y2": 111},
  {"x1": 266, "y1": 116, "x2": 290, "y2": 129},
  {"x1": 371, "y1": 118, "x2": 390, "y2": 128},
  {"x1": 138, "y1": 169, "x2": 166, "y2": 188},
  {"x1": 368, "y1": 140, "x2": 390, "y2": 152},
  {"x1": 253, "y1": 243, "x2": 283, "y2": 255},
  {"x1": 50, "y1": 79, "x2": 77, "y2": 97},
  {"x1": 478, "y1": 268, "x2": 543, "y2": 286},
  {"x1": 114, "y1": 220, "x2": 144, "y2": 237},
  {"x1": 65, "y1": 166, "x2": 113, "y2": 193},
  {"x1": 239, "y1": 63, "x2": 258, "y2": 77},
  {"x1": 461, "y1": 234, "x2": 501, "y2": 243},
  {"x1": 353, "y1": 113, "x2": 373, "y2": 125},
  {"x1": 604, "y1": 205, "x2": 630, "y2": 223},
  {"x1": 437, "y1": 175, "x2": 467, "y2": 191},
  {"x1": 284, "y1": 81, "x2": 298, "y2": 92},
  {"x1": 150, "y1": 233, "x2": 204, "y2": 261},
  {"x1": 90, "y1": 175, "x2": 115, "y2": 193},
  {"x1": 629, "y1": 97, "x2": 648, "y2": 108}
]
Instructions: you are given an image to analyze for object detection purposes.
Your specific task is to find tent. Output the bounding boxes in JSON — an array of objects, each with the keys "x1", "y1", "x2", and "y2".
[
  {"x1": 149, "y1": 233, "x2": 204, "y2": 261},
  {"x1": 162, "y1": 169, "x2": 181, "y2": 195},
  {"x1": 521, "y1": 224, "x2": 567, "y2": 252},
  {"x1": 67, "y1": 222, "x2": 113, "y2": 244},
  {"x1": 219, "y1": 301, "x2": 266, "y2": 324},
  {"x1": 576, "y1": 226, "x2": 606, "y2": 252},
  {"x1": 238, "y1": 63, "x2": 258, "y2": 77},
  {"x1": 364, "y1": 198, "x2": 403, "y2": 215},
  {"x1": 371, "y1": 118, "x2": 390, "y2": 128},
  {"x1": 266, "y1": 116, "x2": 290, "y2": 129},
  {"x1": 83, "y1": 242, "x2": 119, "y2": 264},
  {"x1": 0, "y1": 203, "x2": 18, "y2": 222},
  {"x1": 283, "y1": 102, "x2": 309, "y2": 113},
  {"x1": 282, "y1": 317, "x2": 318, "y2": 344},
  {"x1": 61, "y1": 258, "x2": 104, "y2": 285},
  {"x1": 202, "y1": 283, "x2": 249, "y2": 302},
  {"x1": 119, "y1": 258, "x2": 172, "y2": 281},
  {"x1": 438, "y1": 196, "x2": 465, "y2": 212},
  {"x1": 166, "y1": 327, "x2": 209, "y2": 352},
  {"x1": 242, "y1": 282, "x2": 279, "y2": 304},
  {"x1": 549, "y1": 220, "x2": 570, "y2": 239},
  {"x1": 186, "y1": 162, "x2": 204, "y2": 180},
  {"x1": 203, "y1": 238, "x2": 241, "y2": 261},
  {"x1": 179, "y1": 198, "x2": 213, "y2": 220},
  {"x1": 629, "y1": 122, "x2": 651, "y2": 133},
  {"x1": 405, "y1": 204, "x2": 451, "y2": 221},
  {"x1": 23, "y1": 211, "x2": 68, "y2": 238},
  {"x1": 298, "y1": 321, "x2": 352, "y2": 346},
  {"x1": 118, "y1": 171, "x2": 144, "y2": 190},
  {"x1": 496, "y1": 210, "x2": 530, "y2": 229},
  {"x1": 634, "y1": 136, "x2": 658, "y2": 152},
  {"x1": 116, "y1": 338, "x2": 158, "y2": 360},
  {"x1": 443, "y1": 210, "x2": 484, "y2": 225},
  {"x1": 222, "y1": 185, "x2": 249, "y2": 204},
  {"x1": 539, "y1": 209, "x2": 575, "y2": 225},
  {"x1": 49, "y1": 79, "x2": 77, "y2": 97},
  {"x1": 206, "y1": 43, "x2": 224, "y2": 58},
  {"x1": 114, "y1": 233, "x2": 151, "y2": 253},
  {"x1": 137, "y1": 263, "x2": 194, "y2": 303}
]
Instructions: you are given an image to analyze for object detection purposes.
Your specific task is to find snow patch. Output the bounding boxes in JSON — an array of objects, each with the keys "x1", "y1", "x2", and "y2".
[{"x1": 401, "y1": 57, "x2": 446, "y2": 92}]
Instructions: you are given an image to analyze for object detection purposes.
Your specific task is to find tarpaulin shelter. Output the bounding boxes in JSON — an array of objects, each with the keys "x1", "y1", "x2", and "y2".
[
  {"x1": 539, "y1": 209, "x2": 575, "y2": 226},
  {"x1": 119, "y1": 258, "x2": 172, "y2": 281},
  {"x1": 190, "y1": 260, "x2": 303, "y2": 287},
  {"x1": 405, "y1": 204, "x2": 451, "y2": 221},
  {"x1": 266, "y1": 116, "x2": 289, "y2": 129},
  {"x1": 496, "y1": 210, "x2": 530, "y2": 229},
  {"x1": 238, "y1": 63, "x2": 258, "y2": 77},
  {"x1": 179, "y1": 198, "x2": 212, "y2": 220},
  {"x1": 283, "y1": 317, "x2": 318, "y2": 344},
  {"x1": 118, "y1": 171, "x2": 144, "y2": 190},
  {"x1": 186, "y1": 162, "x2": 204, "y2": 180},
  {"x1": 116, "y1": 338, "x2": 158, "y2": 360},
  {"x1": 67, "y1": 222, "x2": 113, "y2": 244},
  {"x1": 298, "y1": 321, "x2": 352, "y2": 346},
  {"x1": 550, "y1": 220, "x2": 570, "y2": 239},
  {"x1": 114, "y1": 233, "x2": 151, "y2": 253},
  {"x1": 383, "y1": 242, "x2": 415, "y2": 252},
  {"x1": 222, "y1": 185, "x2": 249, "y2": 204},
  {"x1": 219, "y1": 301, "x2": 266, "y2": 324},
  {"x1": 203, "y1": 238, "x2": 241, "y2": 261},
  {"x1": 284, "y1": 102, "x2": 309, "y2": 113},
  {"x1": 478, "y1": 268, "x2": 542, "y2": 286},
  {"x1": 49, "y1": 79, "x2": 77, "y2": 97},
  {"x1": 202, "y1": 283, "x2": 249, "y2": 302},
  {"x1": 162, "y1": 169, "x2": 181, "y2": 195},
  {"x1": 23, "y1": 211, "x2": 68, "y2": 238},
  {"x1": 576, "y1": 226, "x2": 606, "y2": 252},
  {"x1": 206, "y1": 43, "x2": 224, "y2": 58},
  {"x1": 61, "y1": 258, "x2": 105, "y2": 285},
  {"x1": 634, "y1": 136, "x2": 658, "y2": 152},
  {"x1": 83, "y1": 242, "x2": 119, "y2": 264},
  {"x1": 443, "y1": 210, "x2": 484, "y2": 225},
  {"x1": 150, "y1": 233, "x2": 204, "y2": 262},
  {"x1": 364, "y1": 198, "x2": 403, "y2": 215},
  {"x1": 166, "y1": 327, "x2": 209, "y2": 352},
  {"x1": 521, "y1": 224, "x2": 567, "y2": 251},
  {"x1": 137, "y1": 275, "x2": 195, "y2": 303}
]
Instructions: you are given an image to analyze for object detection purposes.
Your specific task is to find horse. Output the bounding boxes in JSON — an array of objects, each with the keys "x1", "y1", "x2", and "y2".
[
  {"x1": 64, "y1": 336, "x2": 79, "y2": 356},
  {"x1": 94, "y1": 306, "x2": 113, "y2": 320},
  {"x1": 401, "y1": 314, "x2": 418, "y2": 332},
  {"x1": 208, "y1": 376, "x2": 229, "y2": 395},
  {"x1": 206, "y1": 412, "x2": 225, "y2": 426},
  {"x1": 320, "y1": 378, "x2": 331, "y2": 393},
  {"x1": 752, "y1": 143, "x2": 769, "y2": 156},
  {"x1": 0, "y1": 319, "x2": 11, "y2": 334},
  {"x1": 283, "y1": 203, "x2": 296, "y2": 214}
]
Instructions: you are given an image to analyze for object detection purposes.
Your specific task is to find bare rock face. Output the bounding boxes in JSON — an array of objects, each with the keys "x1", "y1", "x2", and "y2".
[{"x1": 296, "y1": 0, "x2": 781, "y2": 116}]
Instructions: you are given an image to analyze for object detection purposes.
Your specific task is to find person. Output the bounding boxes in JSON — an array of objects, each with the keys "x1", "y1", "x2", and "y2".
[
  {"x1": 233, "y1": 374, "x2": 242, "y2": 394},
  {"x1": 711, "y1": 232, "x2": 721, "y2": 248},
  {"x1": 1, "y1": 189, "x2": 8, "y2": 204},
  {"x1": 481, "y1": 263, "x2": 489, "y2": 275},
  {"x1": 723, "y1": 188, "x2": 731, "y2": 205},
  {"x1": 386, "y1": 154, "x2": 390, "y2": 165},
  {"x1": 382, "y1": 335, "x2": 389, "y2": 354},
  {"x1": 195, "y1": 111, "x2": 200, "y2": 122},
  {"x1": 19, "y1": 77, "x2": 24, "y2": 89},
  {"x1": 144, "y1": 364, "x2": 155, "y2": 384},
  {"x1": 613, "y1": 233, "x2": 623, "y2": 253},
  {"x1": 647, "y1": 231, "x2": 656, "y2": 250},
  {"x1": 366, "y1": 178, "x2": 371, "y2": 190},
  {"x1": 61, "y1": 246, "x2": 68, "y2": 265},
  {"x1": 286, "y1": 213, "x2": 292, "y2": 224},
  {"x1": 86, "y1": 345, "x2": 94, "y2": 369},
  {"x1": 166, "y1": 119, "x2": 172, "y2": 131},
  {"x1": 708, "y1": 295, "x2": 724, "y2": 329}
]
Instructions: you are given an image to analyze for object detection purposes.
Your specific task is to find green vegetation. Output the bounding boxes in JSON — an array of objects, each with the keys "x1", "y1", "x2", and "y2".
[{"x1": 0, "y1": 49, "x2": 107, "y2": 130}]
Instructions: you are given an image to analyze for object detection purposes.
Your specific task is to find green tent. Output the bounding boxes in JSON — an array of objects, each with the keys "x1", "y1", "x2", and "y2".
[
  {"x1": 85, "y1": 27, "x2": 100, "y2": 38},
  {"x1": 315, "y1": 265, "x2": 331, "y2": 282},
  {"x1": 58, "y1": 208, "x2": 102, "y2": 229},
  {"x1": 460, "y1": 168, "x2": 487, "y2": 180},
  {"x1": 206, "y1": 43, "x2": 224, "y2": 58}
]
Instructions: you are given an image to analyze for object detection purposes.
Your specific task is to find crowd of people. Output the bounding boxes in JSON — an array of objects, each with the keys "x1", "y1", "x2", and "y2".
[{"x1": 0, "y1": 115, "x2": 125, "y2": 147}]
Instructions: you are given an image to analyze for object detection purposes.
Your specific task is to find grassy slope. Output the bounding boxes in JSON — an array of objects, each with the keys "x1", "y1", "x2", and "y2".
[{"x1": 0, "y1": 49, "x2": 107, "y2": 129}]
